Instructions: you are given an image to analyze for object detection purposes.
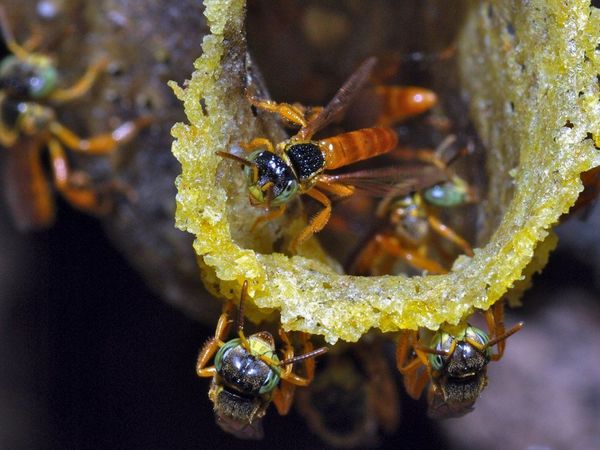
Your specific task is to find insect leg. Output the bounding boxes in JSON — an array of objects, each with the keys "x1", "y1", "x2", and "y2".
[
  {"x1": 486, "y1": 302, "x2": 506, "y2": 361},
  {"x1": 315, "y1": 180, "x2": 355, "y2": 198},
  {"x1": 272, "y1": 329, "x2": 297, "y2": 415},
  {"x1": 376, "y1": 234, "x2": 447, "y2": 274},
  {"x1": 196, "y1": 302, "x2": 234, "y2": 377},
  {"x1": 396, "y1": 330, "x2": 418, "y2": 371},
  {"x1": 251, "y1": 205, "x2": 286, "y2": 232},
  {"x1": 290, "y1": 188, "x2": 332, "y2": 251},
  {"x1": 49, "y1": 116, "x2": 151, "y2": 155},
  {"x1": 397, "y1": 331, "x2": 430, "y2": 399},
  {"x1": 48, "y1": 58, "x2": 109, "y2": 103},
  {"x1": 0, "y1": 7, "x2": 29, "y2": 59},
  {"x1": 240, "y1": 137, "x2": 276, "y2": 154},
  {"x1": 247, "y1": 96, "x2": 308, "y2": 128},
  {"x1": 427, "y1": 214, "x2": 474, "y2": 257},
  {"x1": 47, "y1": 138, "x2": 112, "y2": 215}
]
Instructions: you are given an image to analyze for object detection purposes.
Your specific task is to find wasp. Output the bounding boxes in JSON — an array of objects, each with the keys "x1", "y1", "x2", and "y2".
[
  {"x1": 195, "y1": 280, "x2": 328, "y2": 440},
  {"x1": 217, "y1": 57, "x2": 405, "y2": 251},
  {"x1": 349, "y1": 138, "x2": 476, "y2": 275},
  {"x1": 0, "y1": 9, "x2": 148, "y2": 231},
  {"x1": 396, "y1": 302, "x2": 524, "y2": 418}
]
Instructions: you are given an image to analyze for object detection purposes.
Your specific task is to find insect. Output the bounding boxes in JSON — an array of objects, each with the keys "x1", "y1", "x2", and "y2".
[
  {"x1": 396, "y1": 302, "x2": 524, "y2": 418},
  {"x1": 296, "y1": 337, "x2": 399, "y2": 448},
  {"x1": 349, "y1": 138, "x2": 476, "y2": 276},
  {"x1": 217, "y1": 57, "x2": 403, "y2": 251},
  {"x1": 0, "y1": 8, "x2": 148, "y2": 231},
  {"x1": 195, "y1": 280, "x2": 328, "y2": 440}
]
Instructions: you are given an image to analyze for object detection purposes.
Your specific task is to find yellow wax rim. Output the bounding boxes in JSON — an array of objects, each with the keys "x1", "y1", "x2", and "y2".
[{"x1": 170, "y1": 0, "x2": 600, "y2": 343}]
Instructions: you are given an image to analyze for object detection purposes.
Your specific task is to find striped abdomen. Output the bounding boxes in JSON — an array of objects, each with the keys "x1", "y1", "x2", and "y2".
[
  {"x1": 320, "y1": 127, "x2": 398, "y2": 169},
  {"x1": 374, "y1": 86, "x2": 437, "y2": 126}
]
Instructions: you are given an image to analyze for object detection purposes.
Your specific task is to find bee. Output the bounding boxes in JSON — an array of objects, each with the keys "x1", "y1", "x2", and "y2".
[
  {"x1": 296, "y1": 337, "x2": 400, "y2": 448},
  {"x1": 0, "y1": 8, "x2": 148, "y2": 231},
  {"x1": 195, "y1": 280, "x2": 328, "y2": 440},
  {"x1": 349, "y1": 137, "x2": 476, "y2": 276},
  {"x1": 396, "y1": 302, "x2": 524, "y2": 418},
  {"x1": 217, "y1": 57, "x2": 402, "y2": 251}
]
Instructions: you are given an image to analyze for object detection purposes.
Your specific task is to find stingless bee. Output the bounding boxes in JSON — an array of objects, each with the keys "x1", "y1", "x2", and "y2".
[
  {"x1": 196, "y1": 280, "x2": 328, "y2": 439},
  {"x1": 217, "y1": 57, "x2": 403, "y2": 251},
  {"x1": 349, "y1": 137, "x2": 476, "y2": 275},
  {"x1": 396, "y1": 302, "x2": 524, "y2": 418},
  {"x1": 0, "y1": 8, "x2": 149, "y2": 231}
]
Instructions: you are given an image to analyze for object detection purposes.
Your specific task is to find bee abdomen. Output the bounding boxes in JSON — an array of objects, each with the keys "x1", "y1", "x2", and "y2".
[
  {"x1": 321, "y1": 127, "x2": 397, "y2": 169},
  {"x1": 374, "y1": 86, "x2": 438, "y2": 125}
]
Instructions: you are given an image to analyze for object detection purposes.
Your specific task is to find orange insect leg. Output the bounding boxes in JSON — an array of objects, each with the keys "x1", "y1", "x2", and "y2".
[
  {"x1": 427, "y1": 214, "x2": 474, "y2": 257},
  {"x1": 251, "y1": 205, "x2": 286, "y2": 232},
  {"x1": 49, "y1": 116, "x2": 150, "y2": 155},
  {"x1": 376, "y1": 234, "x2": 447, "y2": 274},
  {"x1": 273, "y1": 331, "x2": 323, "y2": 415},
  {"x1": 47, "y1": 139, "x2": 112, "y2": 215},
  {"x1": 49, "y1": 58, "x2": 109, "y2": 104},
  {"x1": 247, "y1": 96, "x2": 308, "y2": 129},
  {"x1": 240, "y1": 137, "x2": 275, "y2": 154},
  {"x1": 291, "y1": 188, "x2": 332, "y2": 252},
  {"x1": 196, "y1": 302, "x2": 234, "y2": 378}
]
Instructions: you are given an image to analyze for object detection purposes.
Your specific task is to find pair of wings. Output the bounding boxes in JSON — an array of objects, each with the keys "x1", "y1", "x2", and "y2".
[
  {"x1": 320, "y1": 164, "x2": 447, "y2": 199},
  {"x1": 294, "y1": 57, "x2": 448, "y2": 198}
]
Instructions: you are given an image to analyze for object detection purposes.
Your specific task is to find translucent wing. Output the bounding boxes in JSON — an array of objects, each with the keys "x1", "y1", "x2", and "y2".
[
  {"x1": 298, "y1": 57, "x2": 377, "y2": 140},
  {"x1": 319, "y1": 165, "x2": 448, "y2": 199},
  {"x1": 427, "y1": 389, "x2": 475, "y2": 419},
  {"x1": 215, "y1": 414, "x2": 265, "y2": 440}
]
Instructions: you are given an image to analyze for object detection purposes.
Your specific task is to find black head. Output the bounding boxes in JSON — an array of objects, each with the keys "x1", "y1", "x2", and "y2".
[
  {"x1": 0, "y1": 55, "x2": 58, "y2": 100},
  {"x1": 214, "y1": 338, "x2": 280, "y2": 396},
  {"x1": 426, "y1": 326, "x2": 491, "y2": 416},
  {"x1": 244, "y1": 150, "x2": 299, "y2": 206}
]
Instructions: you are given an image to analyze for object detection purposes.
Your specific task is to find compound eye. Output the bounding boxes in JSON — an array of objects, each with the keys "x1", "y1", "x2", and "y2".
[
  {"x1": 429, "y1": 353, "x2": 444, "y2": 371},
  {"x1": 429, "y1": 332, "x2": 452, "y2": 370},
  {"x1": 24, "y1": 56, "x2": 58, "y2": 99},
  {"x1": 466, "y1": 326, "x2": 489, "y2": 346},
  {"x1": 424, "y1": 182, "x2": 466, "y2": 208},
  {"x1": 272, "y1": 179, "x2": 298, "y2": 205},
  {"x1": 258, "y1": 368, "x2": 280, "y2": 394},
  {"x1": 214, "y1": 339, "x2": 240, "y2": 372}
]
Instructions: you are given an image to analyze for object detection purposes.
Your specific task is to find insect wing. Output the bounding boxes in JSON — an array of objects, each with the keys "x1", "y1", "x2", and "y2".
[
  {"x1": 427, "y1": 388, "x2": 475, "y2": 419},
  {"x1": 320, "y1": 165, "x2": 447, "y2": 199},
  {"x1": 214, "y1": 413, "x2": 265, "y2": 440},
  {"x1": 298, "y1": 57, "x2": 377, "y2": 140}
]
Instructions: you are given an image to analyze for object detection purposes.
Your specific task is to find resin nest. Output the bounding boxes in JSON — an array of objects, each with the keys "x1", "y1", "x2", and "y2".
[{"x1": 170, "y1": 0, "x2": 600, "y2": 343}]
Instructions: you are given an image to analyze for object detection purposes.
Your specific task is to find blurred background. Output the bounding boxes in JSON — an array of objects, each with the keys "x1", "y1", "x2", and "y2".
[{"x1": 1, "y1": 1, "x2": 599, "y2": 449}]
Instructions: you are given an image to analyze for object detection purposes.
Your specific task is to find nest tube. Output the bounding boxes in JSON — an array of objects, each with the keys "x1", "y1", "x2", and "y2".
[{"x1": 170, "y1": 0, "x2": 600, "y2": 343}]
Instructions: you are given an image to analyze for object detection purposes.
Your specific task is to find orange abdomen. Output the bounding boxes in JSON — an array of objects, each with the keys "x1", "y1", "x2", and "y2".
[
  {"x1": 374, "y1": 86, "x2": 437, "y2": 126},
  {"x1": 320, "y1": 127, "x2": 398, "y2": 169},
  {"x1": 3, "y1": 136, "x2": 56, "y2": 231}
]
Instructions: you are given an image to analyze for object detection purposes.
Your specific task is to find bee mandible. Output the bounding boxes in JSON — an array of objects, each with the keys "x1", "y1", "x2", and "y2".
[{"x1": 195, "y1": 280, "x2": 328, "y2": 439}]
